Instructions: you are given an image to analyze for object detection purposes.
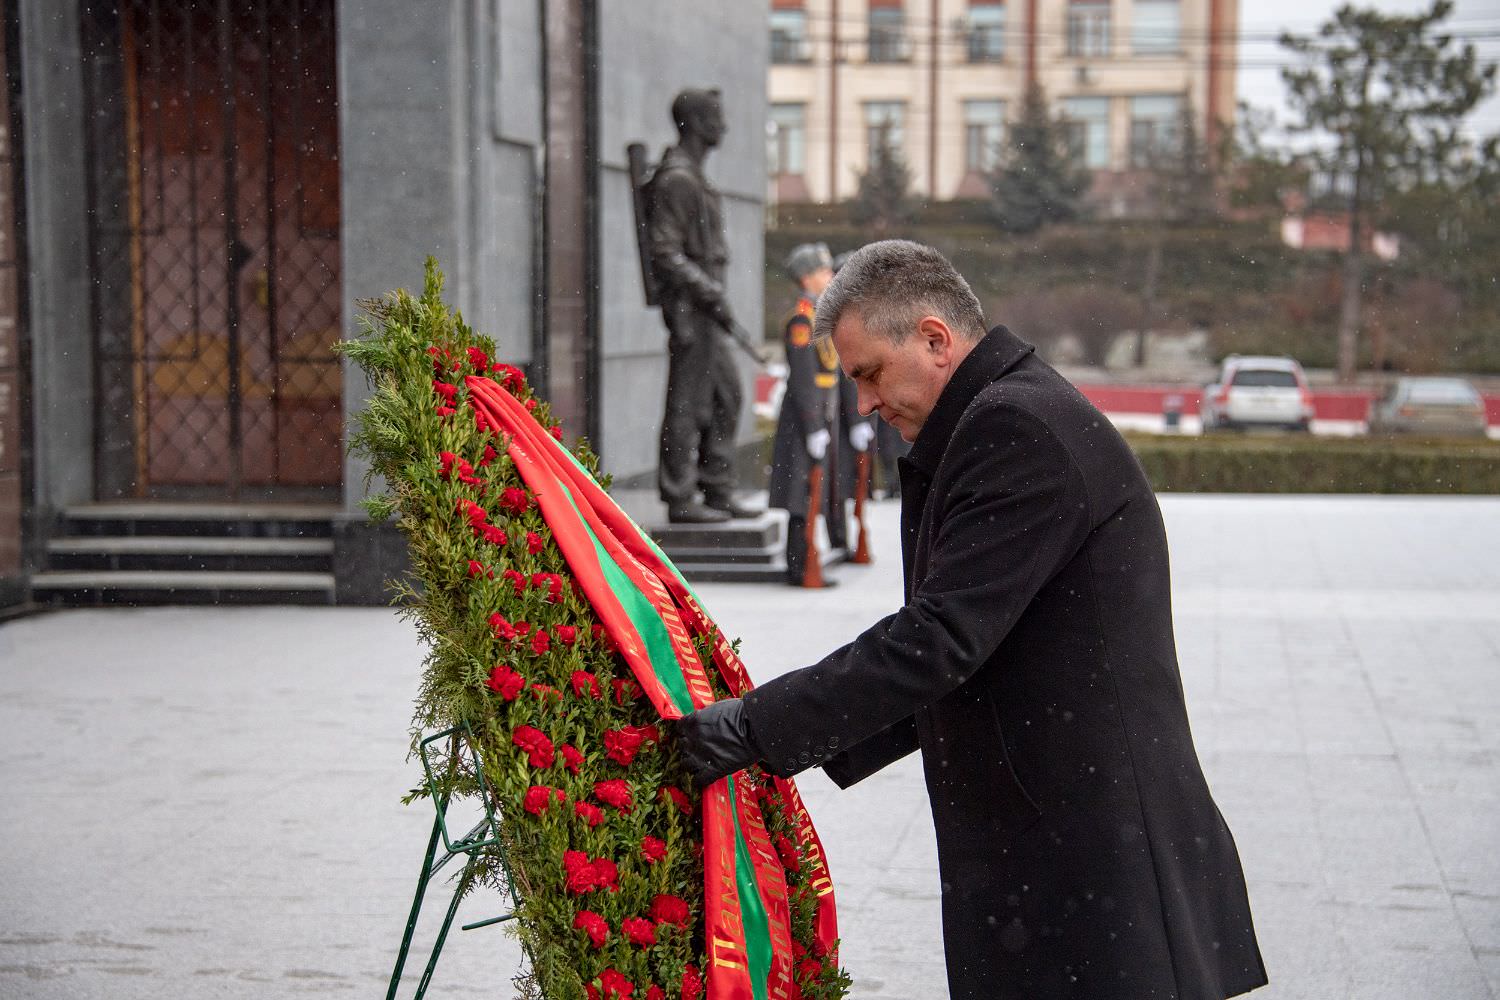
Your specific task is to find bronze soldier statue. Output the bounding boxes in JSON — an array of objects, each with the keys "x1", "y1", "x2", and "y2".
[{"x1": 647, "y1": 88, "x2": 759, "y2": 524}]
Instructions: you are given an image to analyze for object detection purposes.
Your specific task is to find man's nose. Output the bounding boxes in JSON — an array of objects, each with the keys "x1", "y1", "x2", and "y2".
[{"x1": 856, "y1": 386, "x2": 879, "y2": 417}]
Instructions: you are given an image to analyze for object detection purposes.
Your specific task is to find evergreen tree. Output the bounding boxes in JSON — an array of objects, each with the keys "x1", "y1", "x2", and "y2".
[
  {"x1": 988, "y1": 84, "x2": 1090, "y2": 234},
  {"x1": 850, "y1": 121, "x2": 914, "y2": 234},
  {"x1": 1280, "y1": 0, "x2": 1496, "y2": 382}
]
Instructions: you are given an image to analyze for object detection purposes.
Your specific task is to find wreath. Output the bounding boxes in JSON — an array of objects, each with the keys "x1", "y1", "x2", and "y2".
[{"x1": 339, "y1": 260, "x2": 854, "y2": 1000}]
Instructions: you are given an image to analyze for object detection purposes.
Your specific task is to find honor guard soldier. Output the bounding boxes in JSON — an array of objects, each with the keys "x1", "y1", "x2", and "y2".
[{"x1": 769, "y1": 243, "x2": 871, "y2": 587}]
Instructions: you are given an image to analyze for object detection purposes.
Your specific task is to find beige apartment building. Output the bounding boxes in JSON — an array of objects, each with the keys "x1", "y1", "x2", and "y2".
[{"x1": 768, "y1": 0, "x2": 1238, "y2": 209}]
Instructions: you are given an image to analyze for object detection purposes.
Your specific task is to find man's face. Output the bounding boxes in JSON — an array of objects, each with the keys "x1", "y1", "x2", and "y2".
[{"x1": 833, "y1": 309, "x2": 960, "y2": 442}]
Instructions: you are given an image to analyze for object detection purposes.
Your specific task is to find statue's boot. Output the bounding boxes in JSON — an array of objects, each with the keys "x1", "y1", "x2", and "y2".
[
  {"x1": 704, "y1": 494, "x2": 764, "y2": 520},
  {"x1": 667, "y1": 501, "x2": 731, "y2": 525}
]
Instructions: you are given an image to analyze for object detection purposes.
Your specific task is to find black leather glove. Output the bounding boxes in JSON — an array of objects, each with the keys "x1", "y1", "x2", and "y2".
[{"x1": 673, "y1": 698, "x2": 761, "y2": 789}]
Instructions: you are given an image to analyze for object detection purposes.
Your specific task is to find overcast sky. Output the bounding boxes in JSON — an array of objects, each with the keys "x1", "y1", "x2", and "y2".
[{"x1": 1237, "y1": 0, "x2": 1500, "y2": 142}]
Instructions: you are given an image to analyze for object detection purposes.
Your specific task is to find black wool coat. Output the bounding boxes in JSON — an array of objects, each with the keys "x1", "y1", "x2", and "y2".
[{"x1": 743, "y1": 327, "x2": 1267, "y2": 1000}]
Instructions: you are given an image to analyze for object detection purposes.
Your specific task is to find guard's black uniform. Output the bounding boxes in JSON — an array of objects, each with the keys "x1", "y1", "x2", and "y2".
[{"x1": 768, "y1": 293, "x2": 843, "y2": 583}]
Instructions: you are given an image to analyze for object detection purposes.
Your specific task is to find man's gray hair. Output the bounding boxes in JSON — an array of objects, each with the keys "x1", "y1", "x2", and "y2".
[{"x1": 813, "y1": 240, "x2": 987, "y2": 344}]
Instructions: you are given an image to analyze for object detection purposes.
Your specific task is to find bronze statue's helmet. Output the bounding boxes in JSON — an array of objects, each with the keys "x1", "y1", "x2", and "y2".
[{"x1": 785, "y1": 242, "x2": 833, "y2": 281}]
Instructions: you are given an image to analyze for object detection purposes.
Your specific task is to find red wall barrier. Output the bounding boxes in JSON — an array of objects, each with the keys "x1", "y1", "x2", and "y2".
[{"x1": 1073, "y1": 384, "x2": 1500, "y2": 425}]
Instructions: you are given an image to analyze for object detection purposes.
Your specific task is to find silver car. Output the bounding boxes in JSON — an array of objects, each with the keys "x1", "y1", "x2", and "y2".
[
  {"x1": 1368, "y1": 377, "x2": 1489, "y2": 437},
  {"x1": 1201, "y1": 355, "x2": 1315, "y2": 432}
]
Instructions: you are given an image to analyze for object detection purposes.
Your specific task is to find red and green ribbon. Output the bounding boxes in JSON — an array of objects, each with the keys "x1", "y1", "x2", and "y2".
[{"x1": 467, "y1": 376, "x2": 839, "y2": 999}]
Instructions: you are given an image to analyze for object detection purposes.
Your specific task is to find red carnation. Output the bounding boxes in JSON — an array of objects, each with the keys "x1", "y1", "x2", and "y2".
[
  {"x1": 491, "y1": 362, "x2": 526, "y2": 391},
  {"x1": 479, "y1": 442, "x2": 498, "y2": 467},
  {"x1": 649, "y1": 893, "x2": 690, "y2": 928},
  {"x1": 776, "y1": 834, "x2": 800, "y2": 871},
  {"x1": 680, "y1": 964, "x2": 702, "y2": 1000},
  {"x1": 659, "y1": 786, "x2": 693, "y2": 815},
  {"x1": 597, "y1": 968, "x2": 633, "y2": 999},
  {"x1": 432, "y1": 379, "x2": 458, "y2": 402},
  {"x1": 611, "y1": 678, "x2": 641, "y2": 704},
  {"x1": 594, "y1": 779, "x2": 633, "y2": 813},
  {"x1": 640, "y1": 836, "x2": 667, "y2": 864},
  {"x1": 512, "y1": 725, "x2": 555, "y2": 769},
  {"x1": 435, "y1": 404, "x2": 456, "y2": 417},
  {"x1": 571, "y1": 671, "x2": 601, "y2": 700},
  {"x1": 621, "y1": 916, "x2": 656, "y2": 949},
  {"x1": 573, "y1": 909, "x2": 609, "y2": 949},
  {"x1": 524, "y1": 398, "x2": 538, "y2": 412},
  {"x1": 563, "y1": 850, "x2": 595, "y2": 894},
  {"x1": 502, "y1": 569, "x2": 527, "y2": 596},
  {"x1": 645, "y1": 987, "x2": 665, "y2": 1000},
  {"x1": 466, "y1": 346, "x2": 490, "y2": 371},
  {"x1": 513, "y1": 620, "x2": 531, "y2": 636},
  {"x1": 526, "y1": 531, "x2": 545, "y2": 554},
  {"x1": 550, "y1": 425, "x2": 564, "y2": 441},
  {"x1": 555, "y1": 624, "x2": 578, "y2": 645},
  {"x1": 591, "y1": 856, "x2": 619, "y2": 891},
  {"x1": 530, "y1": 683, "x2": 561, "y2": 702},
  {"x1": 531, "y1": 629, "x2": 551, "y2": 656},
  {"x1": 575, "y1": 801, "x2": 605, "y2": 828},
  {"x1": 500, "y1": 487, "x2": 530, "y2": 515},
  {"x1": 438, "y1": 451, "x2": 459, "y2": 480},
  {"x1": 603, "y1": 727, "x2": 646, "y2": 767},
  {"x1": 522, "y1": 785, "x2": 563, "y2": 815},
  {"x1": 489, "y1": 613, "x2": 518, "y2": 641},
  {"x1": 560, "y1": 743, "x2": 584, "y2": 774},
  {"x1": 797, "y1": 958, "x2": 822, "y2": 982},
  {"x1": 467, "y1": 560, "x2": 492, "y2": 579},
  {"x1": 485, "y1": 663, "x2": 526, "y2": 700},
  {"x1": 481, "y1": 524, "x2": 507, "y2": 545}
]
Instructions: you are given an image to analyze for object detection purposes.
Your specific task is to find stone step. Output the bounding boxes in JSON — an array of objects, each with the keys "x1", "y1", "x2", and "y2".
[
  {"x1": 60, "y1": 502, "x2": 337, "y2": 539},
  {"x1": 46, "y1": 536, "x2": 334, "y2": 574},
  {"x1": 29, "y1": 570, "x2": 337, "y2": 607}
]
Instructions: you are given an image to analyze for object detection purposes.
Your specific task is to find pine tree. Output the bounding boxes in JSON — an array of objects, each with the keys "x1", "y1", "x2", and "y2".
[
  {"x1": 988, "y1": 84, "x2": 1091, "y2": 234},
  {"x1": 1280, "y1": 0, "x2": 1496, "y2": 382},
  {"x1": 850, "y1": 121, "x2": 914, "y2": 234}
]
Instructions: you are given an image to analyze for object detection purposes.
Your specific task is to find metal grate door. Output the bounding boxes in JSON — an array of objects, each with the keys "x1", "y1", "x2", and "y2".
[{"x1": 82, "y1": 0, "x2": 342, "y2": 500}]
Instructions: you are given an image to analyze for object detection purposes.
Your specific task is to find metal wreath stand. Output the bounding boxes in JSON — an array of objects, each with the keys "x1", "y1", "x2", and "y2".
[{"x1": 386, "y1": 722, "x2": 522, "y2": 1000}]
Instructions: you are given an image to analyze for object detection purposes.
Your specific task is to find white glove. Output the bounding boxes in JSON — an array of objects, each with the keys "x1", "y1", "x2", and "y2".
[
  {"x1": 806, "y1": 428, "x2": 831, "y2": 462},
  {"x1": 848, "y1": 422, "x2": 876, "y2": 453}
]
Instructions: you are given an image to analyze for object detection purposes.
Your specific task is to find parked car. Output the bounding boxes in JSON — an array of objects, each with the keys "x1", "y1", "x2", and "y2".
[
  {"x1": 1367, "y1": 376, "x2": 1489, "y2": 437},
  {"x1": 1201, "y1": 355, "x2": 1315, "y2": 432}
]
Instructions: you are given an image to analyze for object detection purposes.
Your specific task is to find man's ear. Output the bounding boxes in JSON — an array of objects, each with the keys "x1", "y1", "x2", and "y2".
[{"x1": 917, "y1": 315, "x2": 955, "y2": 361}]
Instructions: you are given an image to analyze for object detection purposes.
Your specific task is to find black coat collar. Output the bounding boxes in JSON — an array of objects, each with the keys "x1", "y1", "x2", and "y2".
[{"x1": 906, "y1": 326, "x2": 1035, "y2": 474}]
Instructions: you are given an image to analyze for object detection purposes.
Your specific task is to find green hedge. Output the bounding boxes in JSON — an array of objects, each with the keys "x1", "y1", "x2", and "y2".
[{"x1": 1125, "y1": 433, "x2": 1500, "y2": 494}]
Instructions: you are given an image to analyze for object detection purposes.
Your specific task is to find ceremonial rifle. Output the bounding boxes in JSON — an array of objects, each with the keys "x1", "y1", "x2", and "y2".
[{"x1": 851, "y1": 451, "x2": 872, "y2": 564}]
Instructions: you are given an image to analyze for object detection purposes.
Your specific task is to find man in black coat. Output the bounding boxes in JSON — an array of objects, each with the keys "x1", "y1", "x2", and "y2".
[{"x1": 677, "y1": 241, "x2": 1267, "y2": 999}]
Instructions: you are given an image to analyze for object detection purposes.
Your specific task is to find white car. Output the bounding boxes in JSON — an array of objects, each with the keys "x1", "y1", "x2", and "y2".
[{"x1": 1201, "y1": 355, "x2": 1315, "y2": 432}]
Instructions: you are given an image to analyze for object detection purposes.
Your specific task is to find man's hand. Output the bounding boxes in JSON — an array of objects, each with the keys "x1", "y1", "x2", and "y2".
[
  {"x1": 673, "y1": 698, "x2": 761, "y2": 789},
  {"x1": 806, "y1": 428, "x2": 831, "y2": 461},
  {"x1": 849, "y1": 421, "x2": 876, "y2": 453}
]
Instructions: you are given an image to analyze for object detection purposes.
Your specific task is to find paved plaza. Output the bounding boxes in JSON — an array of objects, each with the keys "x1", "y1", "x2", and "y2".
[{"x1": 2, "y1": 495, "x2": 1498, "y2": 999}]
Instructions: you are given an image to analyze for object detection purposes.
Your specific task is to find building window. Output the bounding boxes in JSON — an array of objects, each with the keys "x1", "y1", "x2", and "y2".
[
  {"x1": 1066, "y1": 0, "x2": 1111, "y2": 58},
  {"x1": 867, "y1": 6, "x2": 909, "y2": 63},
  {"x1": 770, "y1": 103, "x2": 807, "y2": 175},
  {"x1": 1063, "y1": 96, "x2": 1111, "y2": 169},
  {"x1": 967, "y1": 2, "x2": 1006, "y2": 62},
  {"x1": 1132, "y1": 0, "x2": 1180, "y2": 54},
  {"x1": 1129, "y1": 94, "x2": 1182, "y2": 166},
  {"x1": 864, "y1": 101, "x2": 906, "y2": 163},
  {"x1": 770, "y1": 8, "x2": 810, "y2": 64},
  {"x1": 964, "y1": 99, "x2": 1006, "y2": 172}
]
